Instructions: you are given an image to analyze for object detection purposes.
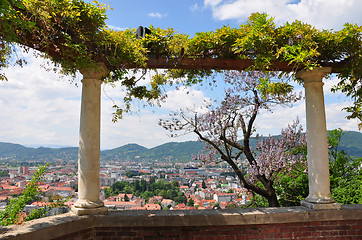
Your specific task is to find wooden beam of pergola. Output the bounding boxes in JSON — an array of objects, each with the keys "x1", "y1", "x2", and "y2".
[
  {"x1": 15, "y1": 33, "x2": 345, "y2": 74},
  {"x1": 14, "y1": 33, "x2": 344, "y2": 74},
  {"x1": 122, "y1": 57, "x2": 344, "y2": 73}
]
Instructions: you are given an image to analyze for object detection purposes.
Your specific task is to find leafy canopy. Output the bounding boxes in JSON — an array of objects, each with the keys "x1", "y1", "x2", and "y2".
[{"x1": 1, "y1": 1, "x2": 361, "y2": 122}]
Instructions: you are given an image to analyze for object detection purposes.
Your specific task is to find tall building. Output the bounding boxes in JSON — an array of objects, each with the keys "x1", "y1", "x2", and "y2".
[{"x1": 22, "y1": 166, "x2": 29, "y2": 175}]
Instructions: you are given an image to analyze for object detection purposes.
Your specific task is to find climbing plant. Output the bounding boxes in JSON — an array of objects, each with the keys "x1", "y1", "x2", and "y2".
[
  {"x1": 0, "y1": 1, "x2": 361, "y2": 123},
  {"x1": 0, "y1": 164, "x2": 47, "y2": 226}
]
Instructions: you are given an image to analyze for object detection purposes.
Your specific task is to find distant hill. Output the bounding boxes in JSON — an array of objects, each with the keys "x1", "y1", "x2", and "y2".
[
  {"x1": 1, "y1": 130, "x2": 361, "y2": 163},
  {"x1": 101, "y1": 143, "x2": 148, "y2": 161},
  {"x1": 0, "y1": 141, "x2": 205, "y2": 163},
  {"x1": 101, "y1": 141, "x2": 205, "y2": 162},
  {"x1": 0, "y1": 142, "x2": 29, "y2": 155},
  {"x1": 339, "y1": 131, "x2": 362, "y2": 158},
  {"x1": 0, "y1": 142, "x2": 78, "y2": 162}
]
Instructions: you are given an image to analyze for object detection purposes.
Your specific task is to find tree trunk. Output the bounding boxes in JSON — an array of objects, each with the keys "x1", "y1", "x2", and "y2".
[
  {"x1": 267, "y1": 192, "x2": 280, "y2": 207},
  {"x1": 236, "y1": 175, "x2": 280, "y2": 207},
  {"x1": 264, "y1": 181, "x2": 280, "y2": 207}
]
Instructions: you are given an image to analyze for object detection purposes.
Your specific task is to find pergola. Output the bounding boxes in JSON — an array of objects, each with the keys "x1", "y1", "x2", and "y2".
[
  {"x1": 71, "y1": 56, "x2": 341, "y2": 215},
  {"x1": 2, "y1": 2, "x2": 354, "y2": 216}
]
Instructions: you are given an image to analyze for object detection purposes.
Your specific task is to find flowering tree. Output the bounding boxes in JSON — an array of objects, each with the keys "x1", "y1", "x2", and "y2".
[
  {"x1": 258, "y1": 120, "x2": 308, "y2": 207},
  {"x1": 160, "y1": 70, "x2": 304, "y2": 207},
  {"x1": 250, "y1": 119, "x2": 306, "y2": 183}
]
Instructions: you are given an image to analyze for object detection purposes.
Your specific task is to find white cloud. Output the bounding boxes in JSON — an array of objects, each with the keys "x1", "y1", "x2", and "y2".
[
  {"x1": 148, "y1": 12, "x2": 168, "y2": 19},
  {"x1": 100, "y1": 84, "x2": 210, "y2": 148},
  {"x1": 323, "y1": 77, "x2": 340, "y2": 95},
  {"x1": 100, "y1": 109, "x2": 198, "y2": 149},
  {"x1": 255, "y1": 97, "x2": 360, "y2": 137},
  {"x1": 325, "y1": 101, "x2": 359, "y2": 131},
  {"x1": 255, "y1": 102, "x2": 306, "y2": 136},
  {"x1": 204, "y1": 0, "x2": 223, "y2": 7},
  {"x1": 160, "y1": 86, "x2": 211, "y2": 112},
  {"x1": 1, "y1": 49, "x2": 359, "y2": 150},
  {"x1": 203, "y1": 0, "x2": 362, "y2": 30},
  {"x1": 0, "y1": 54, "x2": 82, "y2": 147},
  {"x1": 0, "y1": 54, "x2": 171, "y2": 149},
  {"x1": 107, "y1": 25, "x2": 128, "y2": 31},
  {"x1": 190, "y1": 3, "x2": 199, "y2": 12}
]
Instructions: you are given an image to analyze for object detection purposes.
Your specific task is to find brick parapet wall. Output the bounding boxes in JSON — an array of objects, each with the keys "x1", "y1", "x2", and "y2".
[
  {"x1": 51, "y1": 219, "x2": 362, "y2": 240},
  {"x1": 2, "y1": 205, "x2": 362, "y2": 240}
]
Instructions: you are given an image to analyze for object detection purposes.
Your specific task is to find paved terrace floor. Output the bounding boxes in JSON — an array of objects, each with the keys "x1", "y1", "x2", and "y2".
[{"x1": 1, "y1": 204, "x2": 362, "y2": 240}]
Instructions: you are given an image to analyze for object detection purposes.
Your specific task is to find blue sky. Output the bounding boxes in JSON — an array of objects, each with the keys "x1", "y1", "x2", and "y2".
[
  {"x1": 102, "y1": 0, "x2": 224, "y2": 34},
  {"x1": 0, "y1": 0, "x2": 361, "y2": 149}
]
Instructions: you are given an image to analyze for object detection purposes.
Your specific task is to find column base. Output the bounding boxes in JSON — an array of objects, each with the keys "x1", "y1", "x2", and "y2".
[
  {"x1": 71, "y1": 205, "x2": 108, "y2": 216},
  {"x1": 301, "y1": 200, "x2": 341, "y2": 210},
  {"x1": 305, "y1": 195, "x2": 335, "y2": 204},
  {"x1": 71, "y1": 199, "x2": 108, "y2": 216}
]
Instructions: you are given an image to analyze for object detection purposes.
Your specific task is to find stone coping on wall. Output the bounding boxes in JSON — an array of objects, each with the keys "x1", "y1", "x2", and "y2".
[{"x1": 1, "y1": 204, "x2": 362, "y2": 240}]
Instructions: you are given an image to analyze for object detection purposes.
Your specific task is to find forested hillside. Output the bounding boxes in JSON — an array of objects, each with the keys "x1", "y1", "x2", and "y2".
[
  {"x1": 0, "y1": 131, "x2": 361, "y2": 163},
  {"x1": 339, "y1": 131, "x2": 362, "y2": 158}
]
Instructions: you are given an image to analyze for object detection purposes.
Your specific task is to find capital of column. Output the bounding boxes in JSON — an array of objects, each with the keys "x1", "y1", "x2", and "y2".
[
  {"x1": 296, "y1": 67, "x2": 331, "y2": 84},
  {"x1": 80, "y1": 62, "x2": 109, "y2": 80}
]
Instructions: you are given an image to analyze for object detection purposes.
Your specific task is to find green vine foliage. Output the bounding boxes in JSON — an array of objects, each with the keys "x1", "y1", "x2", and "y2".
[
  {"x1": 328, "y1": 129, "x2": 362, "y2": 204},
  {"x1": 0, "y1": 163, "x2": 68, "y2": 226},
  {"x1": 0, "y1": 1, "x2": 361, "y2": 123},
  {"x1": 0, "y1": 163, "x2": 48, "y2": 226},
  {"x1": 25, "y1": 197, "x2": 69, "y2": 222}
]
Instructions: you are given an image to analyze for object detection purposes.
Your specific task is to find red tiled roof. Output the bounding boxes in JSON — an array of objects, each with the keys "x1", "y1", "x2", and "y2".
[
  {"x1": 52, "y1": 186, "x2": 75, "y2": 192},
  {"x1": 0, "y1": 196, "x2": 10, "y2": 201},
  {"x1": 131, "y1": 206, "x2": 146, "y2": 210},
  {"x1": 31, "y1": 201, "x2": 51, "y2": 207},
  {"x1": 145, "y1": 204, "x2": 161, "y2": 210},
  {"x1": 104, "y1": 201, "x2": 138, "y2": 206}
]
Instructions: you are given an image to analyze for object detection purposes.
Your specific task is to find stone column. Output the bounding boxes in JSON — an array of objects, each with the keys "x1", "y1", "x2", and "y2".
[
  {"x1": 71, "y1": 63, "x2": 108, "y2": 216},
  {"x1": 296, "y1": 67, "x2": 340, "y2": 210}
]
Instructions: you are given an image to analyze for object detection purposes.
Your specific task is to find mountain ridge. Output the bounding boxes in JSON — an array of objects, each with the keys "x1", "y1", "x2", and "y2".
[{"x1": 1, "y1": 131, "x2": 361, "y2": 163}]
